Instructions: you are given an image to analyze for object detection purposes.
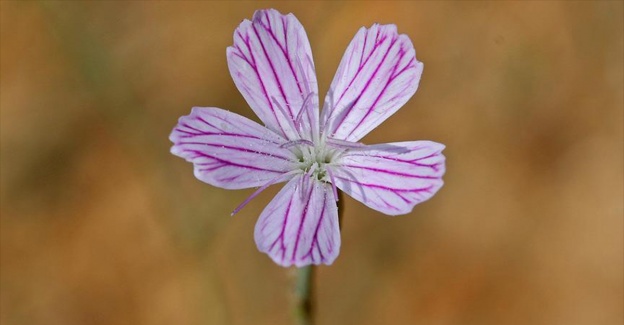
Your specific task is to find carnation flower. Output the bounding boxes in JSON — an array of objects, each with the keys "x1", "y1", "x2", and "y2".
[{"x1": 170, "y1": 9, "x2": 445, "y2": 267}]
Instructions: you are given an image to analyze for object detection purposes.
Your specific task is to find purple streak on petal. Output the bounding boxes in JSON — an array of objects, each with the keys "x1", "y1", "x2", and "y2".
[
  {"x1": 270, "y1": 191, "x2": 293, "y2": 261},
  {"x1": 255, "y1": 175, "x2": 340, "y2": 267},
  {"x1": 231, "y1": 29, "x2": 289, "y2": 137},
  {"x1": 227, "y1": 9, "x2": 319, "y2": 141},
  {"x1": 326, "y1": 27, "x2": 378, "y2": 121},
  {"x1": 263, "y1": 11, "x2": 308, "y2": 103},
  {"x1": 175, "y1": 113, "x2": 283, "y2": 146},
  {"x1": 333, "y1": 175, "x2": 435, "y2": 194},
  {"x1": 259, "y1": 10, "x2": 304, "y2": 95},
  {"x1": 177, "y1": 142, "x2": 292, "y2": 162},
  {"x1": 344, "y1": 45, "x2": 407, "y2": 139},
  {"x1": 253, "y1": 11, "x2": 317, "y2": 138},
  {"x1": 301, "y1": 188, "x2": 328, "y2": 262},
  {"x1": 338, "y1": 164, "x2": 439, "y2": 179},
  {"x1": 182, "y1": 149, "x2": 285, "y2": 173},
  {"x1": 321, "y1": 24, "x2": 424, "y2": 142},
  {"x1": 330, "y1": 35, "x2": 396, "y2": 133},
  {"x1": 170, "y1": 107, "x2": 297, "y2": 190},
  {"x1": 291, "y1": 176, "x2": 314, "y2": 261},
  {"x1": 251, "y1": 23, "x2": 293, "y2": 118},
  {"x1": 332, "y1": 141, "x2": 445, "y2": 215}
]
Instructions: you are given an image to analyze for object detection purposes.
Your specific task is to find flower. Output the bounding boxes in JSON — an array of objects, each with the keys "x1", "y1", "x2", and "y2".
[{"x1": 169, "y1": 9, "x2": 445, "y2": 267}]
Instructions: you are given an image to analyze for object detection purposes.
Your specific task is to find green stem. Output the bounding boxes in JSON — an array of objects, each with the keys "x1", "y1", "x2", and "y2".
[
  {"x1": 295, "y1": 266, "x2": 314, "y2": 325},
  {"x1": 294, "y1": 191, "x2": 344, "y2": 325}
]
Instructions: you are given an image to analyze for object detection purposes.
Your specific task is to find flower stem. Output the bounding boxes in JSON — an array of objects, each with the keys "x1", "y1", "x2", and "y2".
[
  {"x1": 295, "y1": 266, "x2": 314, "y2": 325},
  {"x1": 294, "y1": 191, "x2": 344, "y2": 325}
]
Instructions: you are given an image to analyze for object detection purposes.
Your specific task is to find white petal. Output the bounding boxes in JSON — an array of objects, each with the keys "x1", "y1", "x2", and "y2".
[
  {"x1": 227, "y1": 9, "x2": 319, "y2": 141},
  {"x1": 255, "y1": 175, "x2": 340, "y2": 267},
  {"x1": 170, "y1": 107, "x2": 296, "y2": 189},
  {"x1": 330, "y1": 141, "x2": 445, "y2": 215},
  {"x1": 322, "y1": 24, "x2": 423, "y2": 142}
]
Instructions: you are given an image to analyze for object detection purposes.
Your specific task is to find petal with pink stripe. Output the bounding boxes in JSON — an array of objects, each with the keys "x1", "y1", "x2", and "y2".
[
  {"x1": 330, "y1": 141, "x2": 445, "y2": 215},
  {"x1": 255, "y1": 175, "x2": 340, "y2": 267},
  {"x1": 169, "y1": 107, "x2": 296, "y2": 189},
  {"x1": 321, "y1": 24, "x2": 423, "y2": 142},
  {"x1": 227, "y1": 9, "x2": 319, "y2": 141}
]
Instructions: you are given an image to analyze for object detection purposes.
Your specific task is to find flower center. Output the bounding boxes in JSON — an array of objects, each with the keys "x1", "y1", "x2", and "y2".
[{"x1": 293, "y1": 140, "x2": 336, "y2": 182}]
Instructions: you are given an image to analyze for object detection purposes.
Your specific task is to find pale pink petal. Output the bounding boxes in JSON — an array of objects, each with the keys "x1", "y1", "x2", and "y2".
[
  {"x1": 255, "y1": 175, "x2": 340, "y2": 267},
  {"x1": 321, "y1": 24, "x2": 424, "y2": 142},
  {"x1": 227, "y1": 9, "x2": 319, "y2": 141},
  {"x1": 170, "y1": 107, "x2": 296, "y2": 189},
  {"x1": 330, "y1": 141, "x2": 445, "y2": 215}
]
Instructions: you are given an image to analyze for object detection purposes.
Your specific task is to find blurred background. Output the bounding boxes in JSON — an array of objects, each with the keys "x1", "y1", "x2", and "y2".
[{"x1": 1, "y1": 1, "x2": 622, "y2": 325}]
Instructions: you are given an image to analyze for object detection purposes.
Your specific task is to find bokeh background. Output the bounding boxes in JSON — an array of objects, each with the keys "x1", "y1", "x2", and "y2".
[{"x1": 1, "y1": 1, "x2": 622, "y2": 325}]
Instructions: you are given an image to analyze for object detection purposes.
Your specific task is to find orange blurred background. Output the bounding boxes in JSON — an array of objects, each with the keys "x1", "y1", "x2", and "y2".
[{"x1": 1, "y1": 1, "x2": 622, "y2": 325}]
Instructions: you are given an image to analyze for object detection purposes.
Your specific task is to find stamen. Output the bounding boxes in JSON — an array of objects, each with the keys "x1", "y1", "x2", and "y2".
[
  {"x1": 272, "y1": 95, "x2": 305, "y2": 138},
  {"x1": 295, "y1": 54, "x2": 311, "y2": 95},
  {"x1": 279, "y1": 139, "x2": 314, "y2": 149},
  {"x1": 307, "y1": 162, "x2": 318, "y2": 178},
  {"x1": 271, "y1": 96, "x2": 293, "y2": 120},
  {"x1": 299, "y1": 172, "x2": 308, "y2": 201},
  {"x1": 295, "y1": 53, "x2": 320, "y2": 141},
  {"x1": 294, "y1": 92, "x2": 314, "y2": 127},
  {"x1": 326, "y1": 137, "x2": 367, "y2": 150},
  {"x1": 325, "y1": 167, "x2": 339, "y2": 201},
  {"x1": 299, "y1": 163, "x2": 318, "y2": 200},
  {"x1": 231, "y1": 170, "x2": 298, "y2": 216},
  {"x1": 320, "y1": 86, "x2": 336, "y2": 131}
]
